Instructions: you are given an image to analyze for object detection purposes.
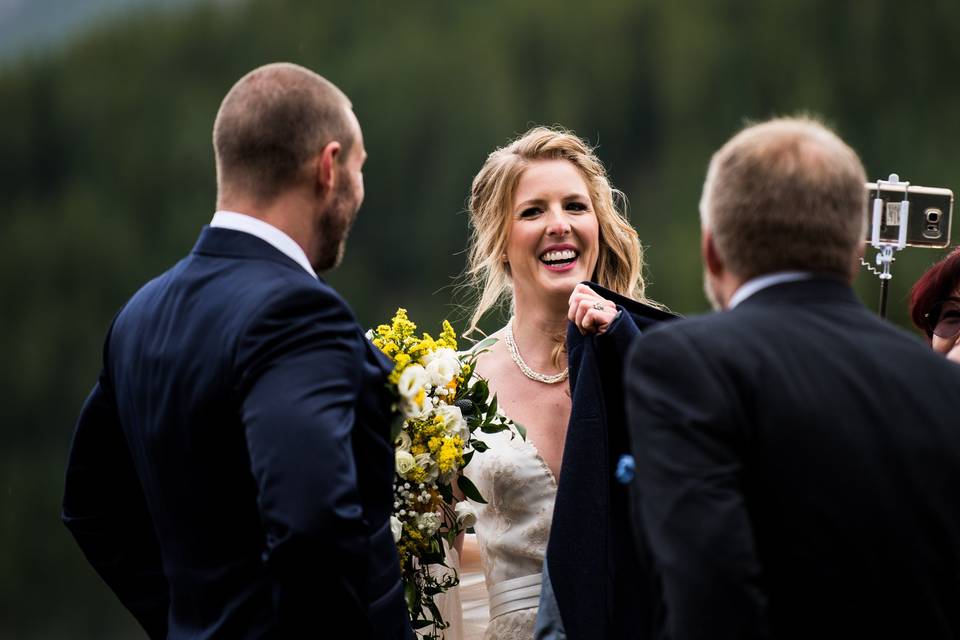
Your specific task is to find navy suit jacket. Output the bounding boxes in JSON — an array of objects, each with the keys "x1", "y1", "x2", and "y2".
[
  {"x1": 541, "y1": 283, "x2": 676, "y2": 640},
  {"x1": 626, "y1": 278, "x2": 960, "y2": 639},
  {"x1": 63, "y1": 227, "x2": 412, "y2": 639}
]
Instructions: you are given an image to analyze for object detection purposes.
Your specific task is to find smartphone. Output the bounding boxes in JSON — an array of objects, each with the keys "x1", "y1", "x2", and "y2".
[{"x1": 865, "y1": 182, "x2": 953, "y2": 248}]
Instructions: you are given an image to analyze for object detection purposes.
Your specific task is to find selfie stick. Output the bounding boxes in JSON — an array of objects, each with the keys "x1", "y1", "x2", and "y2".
[{"x1": 865, "y1": 174, "x2": 910, "y2": 319}]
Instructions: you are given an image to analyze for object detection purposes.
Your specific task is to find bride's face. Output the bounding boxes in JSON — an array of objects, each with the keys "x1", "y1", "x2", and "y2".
[{"x1": 504, "y1": 159, "x2": 600, "y2": 305}]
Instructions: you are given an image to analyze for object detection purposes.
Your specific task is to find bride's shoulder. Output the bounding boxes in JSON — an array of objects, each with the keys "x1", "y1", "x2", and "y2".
[{"x1": 466, "y1": 326, "x2": 509, "y2": 380}]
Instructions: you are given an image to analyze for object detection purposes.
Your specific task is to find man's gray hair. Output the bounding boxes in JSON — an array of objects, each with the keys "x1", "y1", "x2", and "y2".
[{"x1": 700, "y1": 116, "x2": 867, "y2": 280}]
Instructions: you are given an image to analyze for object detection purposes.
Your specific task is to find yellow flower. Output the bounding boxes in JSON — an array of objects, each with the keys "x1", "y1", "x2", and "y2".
[
  {"x1": 438, "y1": 320, "x2": 458, "y2": 350},
  {"x1": 437, "y1": 436, "x2": 464, "y2": 473},
  {"x1": 390, "y1": 308, "x2": 417, "y2": 340},
  {"x1": 407, "y1": 465, "x2": 428, "y2": 484},
  {"x1": 387, "y1": 352, "x2": 413, "y2": 384},
  {"x1": 408, "y1": 334, "x2": 436, "y2": 362}
]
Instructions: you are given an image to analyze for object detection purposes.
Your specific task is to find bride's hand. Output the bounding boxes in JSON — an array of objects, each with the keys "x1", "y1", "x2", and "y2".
[{"x1": 568, "y1": 283, "x2": 618, "y2": 335}]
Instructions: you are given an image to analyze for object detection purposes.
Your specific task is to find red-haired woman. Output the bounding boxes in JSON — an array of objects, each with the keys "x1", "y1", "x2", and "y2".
[{"x1": 909, "y1": 246, "x2": 960, "y2": 363}]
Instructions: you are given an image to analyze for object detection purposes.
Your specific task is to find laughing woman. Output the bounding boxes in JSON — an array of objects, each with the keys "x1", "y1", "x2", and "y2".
[{"x1": 449, "y1": 127, "x2": 674, "y2": 640}]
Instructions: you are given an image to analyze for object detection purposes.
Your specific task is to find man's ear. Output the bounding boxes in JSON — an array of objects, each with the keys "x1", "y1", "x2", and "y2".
[
  {"x1": 702, "y1": 228, "x2": 724, "y2": 277},
  {"x1": 316, "y1": 141, "x2": 342, "y2": 192}
]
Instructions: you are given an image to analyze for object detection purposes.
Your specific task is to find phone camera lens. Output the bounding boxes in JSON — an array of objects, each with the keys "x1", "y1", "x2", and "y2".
[{"x1": 926, "y1": 208, "x2": 942, "y2": 223}]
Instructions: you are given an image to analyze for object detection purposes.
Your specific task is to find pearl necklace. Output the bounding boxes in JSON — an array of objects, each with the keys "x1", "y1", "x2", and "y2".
[{"x1": 504, "y1": 317, "x2": 569, "y2": 385}]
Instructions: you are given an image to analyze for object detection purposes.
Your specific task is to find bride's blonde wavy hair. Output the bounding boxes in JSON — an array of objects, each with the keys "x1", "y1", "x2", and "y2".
[{"x1": 464, "y1": 126, "x2": 654, "y2": 335}]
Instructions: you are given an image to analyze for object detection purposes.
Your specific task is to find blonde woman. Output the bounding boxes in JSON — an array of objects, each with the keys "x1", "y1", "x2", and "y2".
[{"x1": 450, "y1": 127, "x2": 674, "y2": 640}]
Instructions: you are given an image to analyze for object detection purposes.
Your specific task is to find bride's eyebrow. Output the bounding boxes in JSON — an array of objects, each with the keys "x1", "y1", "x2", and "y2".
[{"x1": 514, "y1": 198, "x2": 546, "y2": 209}]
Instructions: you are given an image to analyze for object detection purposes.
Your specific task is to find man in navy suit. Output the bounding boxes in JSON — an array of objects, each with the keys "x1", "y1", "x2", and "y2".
[
  {"x1": 62, "y1": 63, "x2": 412, "y2": 639},
  {"x1": 625, "y1": 117, "x2": 960, "y2": 639}
]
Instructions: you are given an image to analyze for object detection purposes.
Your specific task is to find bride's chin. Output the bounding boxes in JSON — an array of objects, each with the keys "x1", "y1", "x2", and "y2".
[
  {"x1": 526, "y1": 280, "x2": 580, "y2": 307},
  {"x1": 542, "y1": 273, "x2": 585, "y2": 293}
]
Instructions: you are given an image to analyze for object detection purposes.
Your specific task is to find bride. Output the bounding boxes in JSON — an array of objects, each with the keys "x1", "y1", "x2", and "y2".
[{"x1": 447, "y1": 126, "x2": 661, "y2": 639}]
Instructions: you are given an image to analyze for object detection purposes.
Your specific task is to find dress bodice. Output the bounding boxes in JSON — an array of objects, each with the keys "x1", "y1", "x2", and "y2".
[{"x1": 463, "y1": 423, "x2": 557, "y2": 639}]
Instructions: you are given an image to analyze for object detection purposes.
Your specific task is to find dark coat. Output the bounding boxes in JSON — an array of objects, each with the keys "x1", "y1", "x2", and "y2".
[
  {"x1": 545, "y1": 282, "x2": 676, "y2": 640},
  {"x1": 62, "y1": 227, "x2": 412, "y2": 639},
  {"x1": 626, "y1": 278, "x2": 960, "y2": 640}
]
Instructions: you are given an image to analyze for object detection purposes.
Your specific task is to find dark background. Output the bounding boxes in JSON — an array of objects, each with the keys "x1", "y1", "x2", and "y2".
[{"x1": 2, "y1": 0, "x2": 958, "y2": 636}]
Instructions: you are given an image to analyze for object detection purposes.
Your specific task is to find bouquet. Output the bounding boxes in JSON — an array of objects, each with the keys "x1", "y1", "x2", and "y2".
[{"x1": 368, "y1": 309, "x2": 520, "y2": 638}]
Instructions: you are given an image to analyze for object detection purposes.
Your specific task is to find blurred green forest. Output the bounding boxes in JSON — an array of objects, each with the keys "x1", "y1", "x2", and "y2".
[{"x1": 2, "y1": 0, "x2": 959, "y2": 637}]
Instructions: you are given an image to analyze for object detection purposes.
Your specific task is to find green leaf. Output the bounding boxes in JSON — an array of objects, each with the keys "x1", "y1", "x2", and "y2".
[
  {"x1": 469, "y1": 380, "x2": 489, "y2": 404},
  {"x1": 405, "y1": 580, "x2": 418, "y2": 612},
  {"x1": 479, "y1": 423, "x2": 509, "y2": 434},
  {"x1": 487, "y1": 394, "x2": 498, "y2": 418},
  {"x1": 513, "y1": 420, "x2": 527, "y2": 440},
  {"x1": 472, "y1": 336, "x2": 498, "y2": 352},
  {"x1": 457, "y1": 474, "x2": 487, "y2": 504},
  {"x1": 462, "y1": 449, "x2": 475, "y2": 466},
  {"x1": 470, "y1": 440, "x2": 488, "y2": 452}
]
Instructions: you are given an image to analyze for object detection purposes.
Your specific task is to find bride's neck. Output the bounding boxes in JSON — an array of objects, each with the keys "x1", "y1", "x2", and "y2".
[{"x1": 510, "y1": 293, "x2": 568, "y2": 372}]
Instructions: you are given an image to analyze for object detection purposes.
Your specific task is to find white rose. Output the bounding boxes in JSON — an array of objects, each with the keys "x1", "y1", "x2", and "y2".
[
  {"x1": 395, "y1": 430, "x2": 412, "y2": 452},
  {"x1": 414, "y1": 453, "x2": 439, "y2": 481},
  {"x1": 397, "y1": 365, "x2": 429, "y2": 418},
  {"x1": 397, "y1": 364, "x2": 427, "y2": 401},
  {"x1": 395, "y1": 450, "x2": 416, "y2": 476},
  {"x1": 436, "y1": 404, "x2": 469, "y2": 441},
  {"x1": 424, "y1": 348, "x2": 461, "y2": 387},
  {"x1": 390, "y1": 515, "x2": 403, "y2": 543},
  {"x1": 417, "y1": 511, "x2": 443, "y2": 537},
  {"x1": 454, "y1": 501, "x2": 478, "y2": 528}
]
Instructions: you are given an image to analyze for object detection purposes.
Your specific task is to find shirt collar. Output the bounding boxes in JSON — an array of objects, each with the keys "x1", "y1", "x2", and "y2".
[
  {"x1": 727, "y1": 271, "x2": 813, "y2": 309},
  {"x1": 210, "y1": 210, "x2": 318, "y2": 279}
]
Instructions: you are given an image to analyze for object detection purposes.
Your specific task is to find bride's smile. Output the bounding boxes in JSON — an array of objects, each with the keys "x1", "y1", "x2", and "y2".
[{"x1": 539, "y1": 243, "x2": 579, "y2": 271}]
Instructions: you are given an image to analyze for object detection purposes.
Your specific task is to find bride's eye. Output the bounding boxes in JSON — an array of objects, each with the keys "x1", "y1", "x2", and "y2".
[
  {"x1": 519, "y1": 207, "x2": 542, "y2": 218},
  {"x1": 566, "y1": 201, "x2": 589, "y2": 212}
]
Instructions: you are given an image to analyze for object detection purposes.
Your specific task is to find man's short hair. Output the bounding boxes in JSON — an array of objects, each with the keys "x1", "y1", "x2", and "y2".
[
  {"x1": 213, "y1": 62, "x2": 353, "y2": 203},
  {"x1": 700, "y1": 116, "x2": 867, "y2": 280}
]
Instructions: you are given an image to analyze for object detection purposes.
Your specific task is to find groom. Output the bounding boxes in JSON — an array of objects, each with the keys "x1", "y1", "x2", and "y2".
[
  {"x1": 62, "y1": 63, "x2": 412, "y2": 639},
  {"x1": 625, "y1": 117, "x2": 960, "y2": 638}
]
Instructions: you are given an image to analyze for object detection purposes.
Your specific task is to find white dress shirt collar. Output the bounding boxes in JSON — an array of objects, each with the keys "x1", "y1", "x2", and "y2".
[
  {"x1": 727, "y1": 271, "x2": 813, "y2": 309},
  {"x1": 210, "y1": 210, "x2": 317, "y2": 279}
]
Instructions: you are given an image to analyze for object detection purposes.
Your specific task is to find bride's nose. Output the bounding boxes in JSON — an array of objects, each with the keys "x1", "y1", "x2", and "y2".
[{"x1": 545, "y1": 208, "x2": 571, "y2": 237}]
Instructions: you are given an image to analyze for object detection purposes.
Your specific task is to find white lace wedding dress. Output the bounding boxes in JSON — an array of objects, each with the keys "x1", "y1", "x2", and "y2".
[{"x1": 455, "y1": 421, "x2": 558, "y2": 639}]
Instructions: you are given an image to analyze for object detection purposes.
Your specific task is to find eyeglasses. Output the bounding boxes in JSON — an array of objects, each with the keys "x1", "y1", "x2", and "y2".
[{"x1": 924, "y1": 297, "x2": 960, "y2": 340}]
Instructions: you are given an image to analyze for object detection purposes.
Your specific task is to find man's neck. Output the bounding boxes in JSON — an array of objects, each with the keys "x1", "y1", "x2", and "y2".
[{"x1": 217, "y1": 193, "x2": 313, "y2": 258}]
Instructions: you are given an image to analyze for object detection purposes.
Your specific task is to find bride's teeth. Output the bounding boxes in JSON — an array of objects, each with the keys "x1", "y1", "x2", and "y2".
[{"x1": 541, "y1": 250, "x2": 577, "y2": 262}]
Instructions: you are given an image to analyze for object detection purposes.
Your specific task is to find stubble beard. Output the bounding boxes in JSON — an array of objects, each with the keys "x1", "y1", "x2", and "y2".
[{"x1": 314, "y1": 181, "x2": 360, "y2": 273}]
